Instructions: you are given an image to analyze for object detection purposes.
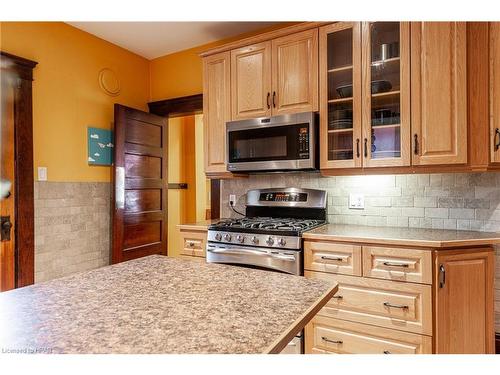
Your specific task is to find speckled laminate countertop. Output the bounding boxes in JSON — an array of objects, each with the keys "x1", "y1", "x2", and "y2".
[
  {"x1": 303, "y1": 224, "x2": 500, "y2": 248},
  {"x1": 0, "y1": 255, "x2": 337, "y2": 354},
  {"x1": 177, "y1": 219, "x2": 220, "y2": 231}
]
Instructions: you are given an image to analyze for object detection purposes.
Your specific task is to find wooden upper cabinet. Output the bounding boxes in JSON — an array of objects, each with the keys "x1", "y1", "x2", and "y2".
[
  {"x1": 362, "y1": 22, "x2": 411, "y2": 168},
  {"x1": 319, "y1": 22, "x2": 362, "y2": 169},
  {"x1": 490, "y1": 22, "x2": 500, "y2": 164},
  {"x1": 434, "y1": 249, "x2": 494, "y2": 354},
  {"x1": 203, "y1": 52, "x2": 231, "y2": 176},
  {"x1": 411, "y1": 22, "x2": 467, "y2": 166},
  {"x1": 271, "y1": 29, "x2": 319, "y2": 115},
  {"x1": 231, "y1": 42, "x2": 272, "y2": 120}
]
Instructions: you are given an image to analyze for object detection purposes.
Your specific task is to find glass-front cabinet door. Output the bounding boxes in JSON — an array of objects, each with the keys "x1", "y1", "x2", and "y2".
[
  {"x1": 319, "y1": 22, "x2": 362, "y2": 169},
  {"x1": 361, "y1": 22, "x2": 410, "y2": 167}
]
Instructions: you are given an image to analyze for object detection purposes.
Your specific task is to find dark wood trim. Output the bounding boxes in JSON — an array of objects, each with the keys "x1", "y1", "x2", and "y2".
[
  {"x1": 496, "y1": 332, "x2": 500, "y2": 354},
  {"x1": 1, "y1": 51, "x2": 37, "y2": 287},
  {"x1": 148, "y1": 94, "x2": 221, "y2": 218},
  {"x1": 148, "y1": 94, "x2": 203, "y2": 118},
  {"x1": 210, "y1": 179, "x2": 221, "y2": 219}
]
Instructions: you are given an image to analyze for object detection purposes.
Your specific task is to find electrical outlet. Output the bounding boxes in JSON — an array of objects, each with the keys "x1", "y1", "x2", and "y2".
[
  {"x1": 229, "y1": 194, "x2": 236, "y2": 205},
  {"x1": 349, "y1": 193, "x2": 364, "y2": 209},
  {"x1": 38, "y1": 167, "x2": 47, "y2": 181}
]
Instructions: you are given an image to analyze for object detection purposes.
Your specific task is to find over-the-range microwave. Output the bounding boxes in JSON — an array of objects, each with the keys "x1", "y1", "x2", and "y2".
[{"x1": 226, "y1": 112, "x2": 318, "y2": 173}]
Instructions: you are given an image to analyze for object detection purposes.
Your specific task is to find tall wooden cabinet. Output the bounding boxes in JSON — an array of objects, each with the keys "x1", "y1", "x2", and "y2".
[
  {"x1": 231, "y1": 29, "x2": 318, "y2": 120},
  {"x1": 203, "y1": 52, "x2": 231, "y2": 177},
  {"x1": 411, "y1": 22, "x2": 467, "y2": 166}
]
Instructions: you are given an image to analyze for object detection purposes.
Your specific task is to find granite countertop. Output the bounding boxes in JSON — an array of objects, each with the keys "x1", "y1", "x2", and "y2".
[
  {"x1": 0, "y1": 255, "x2": 337, "y2": 354},
  {"x1": 303, "y1": 224, "x2": 500, "y2": 248},
  {"x1": 177, "y1": 219, "x2": 221, "y2": 231}
]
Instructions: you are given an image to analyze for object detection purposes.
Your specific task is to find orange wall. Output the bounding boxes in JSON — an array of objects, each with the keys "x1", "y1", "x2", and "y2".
[
  {"x1": 150, "y1": 23, "x2": 297, "y2": 101},
  {"x1": 0, "y1": 22, "x2": 150, "y2": 182}
]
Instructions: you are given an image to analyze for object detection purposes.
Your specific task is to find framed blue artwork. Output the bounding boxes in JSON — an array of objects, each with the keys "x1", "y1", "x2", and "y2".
[{"x1": 87, "y1": 127, "x2": 114, "y2": 166}]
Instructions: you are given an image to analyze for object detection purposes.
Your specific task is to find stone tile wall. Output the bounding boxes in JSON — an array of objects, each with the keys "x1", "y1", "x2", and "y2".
[
  {"x1": 221, "y1": 172, "x2": 500, "y2": 332},
  {"x1": 34, "y1": 182, "x2": 111, "y2": 283}
]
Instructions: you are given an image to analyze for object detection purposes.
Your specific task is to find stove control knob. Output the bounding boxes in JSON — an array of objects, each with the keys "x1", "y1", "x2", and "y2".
[
  {"x1": 236, "y1": 235, "x2": 245, "y2": 243},
  {"x1": 224, "y1": 233, "x2": 232, "y2": 242},
  {"x1": 251, "y1": 236, "x2": 259, "y2": 244},
  {"x1": 277, "y1": 238, "x2": 286, "y2": 247},
  {"x1": 266, "y1": 236, "x2": 274, "y2": 246},
  {"x1": 215, "y1": 233, "x2": 222, "y2": 241}
]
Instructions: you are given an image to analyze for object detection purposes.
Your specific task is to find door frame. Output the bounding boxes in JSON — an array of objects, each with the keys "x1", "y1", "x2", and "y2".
[
  {"x1": 148, "y1": 94, "x2": 220, "y2": 219},
  {"x1": 1, "y1": 51, "x2": 37, "y2": 288}
]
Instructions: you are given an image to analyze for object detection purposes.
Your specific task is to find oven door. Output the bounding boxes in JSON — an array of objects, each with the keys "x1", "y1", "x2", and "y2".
[
  {"x1": 226, "y1": 112, "x2": 316, "y2": 172},
  {"x1": 206, "y1": 243, "x2": 302, "y2": 276}
]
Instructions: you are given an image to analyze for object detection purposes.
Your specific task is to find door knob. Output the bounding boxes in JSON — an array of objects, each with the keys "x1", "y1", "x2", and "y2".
[{"x1": 1, "y1": 216, "x2": 13, "y2": 241}]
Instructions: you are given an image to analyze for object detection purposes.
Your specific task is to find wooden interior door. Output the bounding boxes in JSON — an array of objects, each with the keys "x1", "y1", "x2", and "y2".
[
  {"x1": 0, "y1": 69, "x2": 16, "y2": 291},
  {"x1": 231, "y1": 42, "x2": 272, "y2": 120},
  {"x1": 411, "y1": 22, "x2": 467, "y2": 166},
  {"x1": 271, "y1": 29, "x2": 319, "y2": 115},
  {"x1": 112, "y1": 104, "x2": 168, "y2": 263},
  {"x1": 434, "y1": 249, "x2": 495, "y2": 354}
]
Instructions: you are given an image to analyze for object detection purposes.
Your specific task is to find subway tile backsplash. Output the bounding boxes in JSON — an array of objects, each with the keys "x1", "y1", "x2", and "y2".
[{"x1": 220, "y1": 172, "x2": 500, "y2": 331}]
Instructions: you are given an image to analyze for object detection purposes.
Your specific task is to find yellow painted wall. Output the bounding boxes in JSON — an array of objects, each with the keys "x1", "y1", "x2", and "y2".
[
  {"x1": 149, "y1": 23, "x2": 297, "y2": 101},
  {"x1": 0, "y1": 22, "x2": 150, "y2": 182}
]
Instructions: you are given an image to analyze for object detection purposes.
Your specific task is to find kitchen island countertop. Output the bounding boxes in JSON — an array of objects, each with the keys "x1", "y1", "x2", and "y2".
[{"x1": 0, "y1": 255, "x2": 337, "y2": 354}]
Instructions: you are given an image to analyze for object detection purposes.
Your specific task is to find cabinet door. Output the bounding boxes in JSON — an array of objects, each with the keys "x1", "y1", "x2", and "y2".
[
  {"x1": 361, "y1": 22, "x2": 411, "y2": 168},
  {"x1": 490, "y1": 22, "x2": 500, "y2": 163},
  {"x1": 411, "y1": 22, "x2": 467, "y2": 166},
  {"x1": 231, "y1": 42, "x2": 272, "y2": 120},
  {"x1": 203, "y1": 52, "x2": 231, "y2": 176},
  {"x1": 434, "y1": 249, "x2": 495, "y2": 354},
  {"x1": 319, "y1": 22, "x2": 362, "y2": 169},
  {"x1": 271, "y1": 29, "x2": 318, "y2": 115}
]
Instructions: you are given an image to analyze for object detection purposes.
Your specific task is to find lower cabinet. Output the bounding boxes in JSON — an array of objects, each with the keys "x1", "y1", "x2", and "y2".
[
  {"x1": 306, "y1": 316, "x2": 432, "y2": 354},
  {"x1": 179, "y1": 228, "x2": 208, "y2": 258},
  {"x1": 304, "y1": 239, "x2": 495, "y2": 354}
]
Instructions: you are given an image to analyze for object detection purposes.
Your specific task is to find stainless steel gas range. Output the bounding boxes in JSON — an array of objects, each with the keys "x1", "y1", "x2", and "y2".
[{"x1": 206, "y1": 187, "x2": 327, "y2": 276}]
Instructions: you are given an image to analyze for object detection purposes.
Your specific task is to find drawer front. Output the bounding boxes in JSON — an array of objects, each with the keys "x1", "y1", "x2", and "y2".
[
  {"x1": 305, "y1": 316, "x2": 432, "y2": 354},
  {"x1": 363, "y1": 246, "x2": 432, "y2": 284},
  {"x1": 305, "y1": 271, "x2": 432, "y2": 335},
  {"x1": 180, "y1": 231, "x2": 207, "y2": 257},
  {"x1": 304, "y1": 241, "x2": 362, "y2": 276}
]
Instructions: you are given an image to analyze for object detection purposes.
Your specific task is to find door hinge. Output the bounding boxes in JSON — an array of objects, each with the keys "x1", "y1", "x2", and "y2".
[{"x1": 1, "y1": 216, "x2": 13, "y2": 241}]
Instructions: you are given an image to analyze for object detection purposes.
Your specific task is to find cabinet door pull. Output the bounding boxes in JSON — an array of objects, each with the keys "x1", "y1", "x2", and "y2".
[
  {"x1": 383, "y1": 302, "x2": 409, "y2": 310},
  {"x1": 272, "y1": 91, "x2": 276, "y2": 108},
  {"x1": 321, "y1": 255, "x2": 344, "y2": 262},
  {"x1": 321, "y1": 337, "x2": 343, "y2": 344},
  {"x1": 439, "y1": 264, "x2": 446, "y2": 288},
  {"x1": 266, "y1": 92, "x2": 271, "y2": 109},
  {"x1": 414, "y1": 134, "x2": 419, "y2": 155},
  {"x1": 383, "y1": 261, "x2": 409, "y2": 268},
  {"x1": 495, "y1": 128, "x2": 500, "y2": 151},
  {"x1": 364, "y1": 138, "x2": 368, "y2": 158},
  {"x1": 332, "y1": 295, "x2": 343, "y2": 299},
  {"x1": 383, "y1": 350, "x2": 391, "y2": 354},
  {"x1": 356, "y1": 138, "x2": 360, "y2": 158}
]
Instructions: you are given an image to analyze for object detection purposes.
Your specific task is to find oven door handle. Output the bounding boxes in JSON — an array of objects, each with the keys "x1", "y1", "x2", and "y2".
[{"x1": 207, "y1": 247, "x2": 296, "y2": 261}]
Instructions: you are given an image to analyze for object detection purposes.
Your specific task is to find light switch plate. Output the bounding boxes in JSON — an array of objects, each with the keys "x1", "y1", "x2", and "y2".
[
  {"x1": 38, "y1": 167, "x2": 47, "y2": 181},
  {"x1": 349, "y1": 193, "x2": 364, "y2": 209}
]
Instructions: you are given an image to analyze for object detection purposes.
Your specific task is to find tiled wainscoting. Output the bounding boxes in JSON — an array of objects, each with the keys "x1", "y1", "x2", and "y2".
[
  {"x1": 221, "y1": 172, "x2": 500, "y2": 332},
  {"x1": 34, "y1": 182, "x2": 111, "y2": 283}
]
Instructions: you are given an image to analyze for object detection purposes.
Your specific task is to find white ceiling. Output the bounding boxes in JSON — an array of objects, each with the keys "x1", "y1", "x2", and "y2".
[{"x1": 67, "y1": 22, "x2": 280, "y2": 59}]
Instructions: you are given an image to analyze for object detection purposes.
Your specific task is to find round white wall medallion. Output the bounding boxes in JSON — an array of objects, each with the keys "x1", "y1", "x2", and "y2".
[{"x1": 98, "y1": 68, "x2": 121, "y2": 97}]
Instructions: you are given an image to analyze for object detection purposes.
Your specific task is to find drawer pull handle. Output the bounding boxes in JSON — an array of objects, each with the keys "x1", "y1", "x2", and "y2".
[
  {"x1": 383, "y1": 261, "x2": 409, "y2": 268},
  {"x1": 321, "y1": 256, "x2": 345, "y2": 262},
  {"x1": 383, "y1": 350, "x2": 391, "y2": 354},
  {"x1": 187, "y1": 242, "x2": 197, "y2": 247},
  {"x1": 383, "y1": 302, "x2": 409, "y2": 310},
  {"x1": 321, "y1": 337, "x2": 343, "y2": 344},
  {"x1": 332, "y1": 295, "x2": 343, "y2": 299}
]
